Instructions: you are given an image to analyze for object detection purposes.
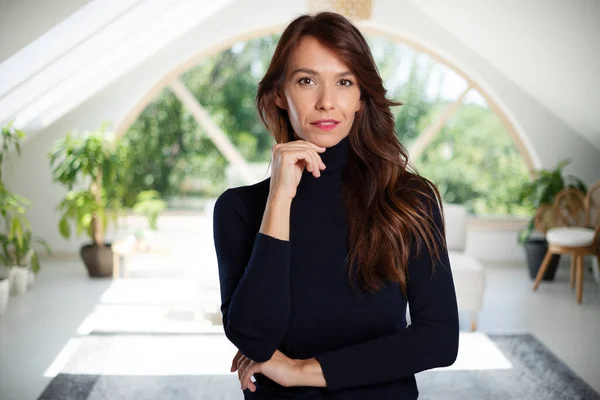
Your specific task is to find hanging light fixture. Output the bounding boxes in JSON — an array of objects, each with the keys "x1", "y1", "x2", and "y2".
[{"x1": 307, "y1": 0, "x2": 372, "y2": 20}]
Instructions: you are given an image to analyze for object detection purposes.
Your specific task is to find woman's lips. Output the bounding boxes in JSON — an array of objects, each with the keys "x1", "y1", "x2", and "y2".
[{"x1": 311, "y1": 121, "x2": 340, "y2": 131}]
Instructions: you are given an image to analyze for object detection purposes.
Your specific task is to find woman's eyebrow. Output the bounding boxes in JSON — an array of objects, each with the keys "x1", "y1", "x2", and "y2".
[{"x1": 290, "y1": 68, "x2": 354, "y2": 77}]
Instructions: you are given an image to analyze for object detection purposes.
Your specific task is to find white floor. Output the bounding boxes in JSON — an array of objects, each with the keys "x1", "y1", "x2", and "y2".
[{"x1": 1, "y1": 253, "x2": 599, "y2": 400}]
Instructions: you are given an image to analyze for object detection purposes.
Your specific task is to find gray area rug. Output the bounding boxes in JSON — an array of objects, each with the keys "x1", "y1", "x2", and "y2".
[{"x1": 38, "y1": 333, "x2": 599, "y2": 400}]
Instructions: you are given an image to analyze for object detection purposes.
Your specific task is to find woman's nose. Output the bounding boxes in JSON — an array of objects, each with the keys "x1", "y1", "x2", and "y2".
[{"x1": 316, "y1": 86, "x2": 335, "y2": 111}]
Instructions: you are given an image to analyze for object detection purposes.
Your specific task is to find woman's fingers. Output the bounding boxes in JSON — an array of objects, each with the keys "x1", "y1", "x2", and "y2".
[
  {"x1": 238, "y1": 356, "x2": 250, "y2": 383},
  {"x1": 298, "y1": 142, "x2": 326, "y2": 174},
  {"x1": 288, "y1": 140, "x2": 326, "y2": 154},
  {"x1": 285, "y1": 148, "x2": 324, "y2": 178},
  {"x1": 241, "y1": 363, "x2": 257, "y2": 392},
  {"x1": 283, "y1": 141, "x2": 326, "y2": 175},
  {"x1": 232, "y1": 351, "x2": 257, "y2": 392},
  {"x1": 231, "y1": 350, "x2": 242, "y2": 372}
]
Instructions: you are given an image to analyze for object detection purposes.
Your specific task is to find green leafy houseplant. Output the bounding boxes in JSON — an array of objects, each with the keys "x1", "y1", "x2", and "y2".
[
  {"x1": 1, "y1": 122, "x2": 50, "y2": 268},
  {"x1": 48, "y1": 122, "x2": 127, "y2": 277},
  {"x1": 0, "y1": 121, "x2": 51, "y2": 295},
  {"x1": 0, "y1": 222, "x2": 51, "y2": 273},
  {"x1": 516, "y1": 159, "x2": 587, "y2": 244}
]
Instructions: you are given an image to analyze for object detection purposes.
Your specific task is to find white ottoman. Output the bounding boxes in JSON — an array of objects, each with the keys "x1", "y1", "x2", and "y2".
[
  {"x1": 407, "y1": 203, "x2": 486, "y2": 331},
  {"x1": 449, "y1": 251, "x2": 485, "y2": 331},
  {"x1": 443, "y1": 203, "x2": 486, "y2": 331}
]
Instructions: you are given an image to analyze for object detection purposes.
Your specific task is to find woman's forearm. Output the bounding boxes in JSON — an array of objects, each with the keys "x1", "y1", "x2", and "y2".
[
  {"x1": 260, "y1": 195, "x2": 292, "y2": 241},
  {"x1": 294, "y1": 357, "x2": 327, "y2": 387}
]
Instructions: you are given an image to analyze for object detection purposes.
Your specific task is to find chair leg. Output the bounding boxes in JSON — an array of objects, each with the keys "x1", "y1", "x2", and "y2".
[
  {"x1": 533, "y1": 250, "x2": 554, "y2": 291},
  {"x1": 570, "y1": 254, "x2": 576, "y2": 289},
  {"x1": 576, "y1": 254, "x2": 584, "y2": 304}
]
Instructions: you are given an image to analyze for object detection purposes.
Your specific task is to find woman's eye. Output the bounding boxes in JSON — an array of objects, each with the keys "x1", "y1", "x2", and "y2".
[
  {"x1": 340, "y1": 79, "x2": 354, "y2": 87},
  {"x1": 298, "y1": 77, "x2": 313, "y2": 85}
]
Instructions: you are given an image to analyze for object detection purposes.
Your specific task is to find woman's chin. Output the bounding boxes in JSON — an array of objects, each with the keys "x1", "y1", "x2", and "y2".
[{"x1": 303, "y1": 132, "x2": 347, "y2": 147}]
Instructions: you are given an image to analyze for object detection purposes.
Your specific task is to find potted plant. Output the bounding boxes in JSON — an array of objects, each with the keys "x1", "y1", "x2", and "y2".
[
  {"x1": 8, "y1": 228, "x2": 51, "y2": 287},
  {"x1": 516, "y1": 159, "x2": 587, "y2": 280},
  {"x1": 0, "y1": 214, "x2": 30, "y2": 296},
  {"x1": 0, "y1": 122, "x2": 29, "y2": 296},
  {"x1": 48, "y1": 122, "x2": 126, "y2": 277},
  {"x1": 0, "y1": 182, "x2": 33, "y2": 296}
]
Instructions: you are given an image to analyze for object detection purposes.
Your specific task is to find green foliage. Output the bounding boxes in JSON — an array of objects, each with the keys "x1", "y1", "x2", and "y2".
[
  {"x1": 49, "y1": 122, "x2": 126, "y2": 244},
  {"x1": 0, "y1": 183, "x2": 30, "y2": 219},
  {"x1": 0, "y1": 122, "x2": 51, "y2": 271},
  {"x1": 0, "y1": 121, "x2": 25, "y2": 182},
  {"x1": 0, "y1": 228, "x2": 51, "y2": 272},
  {"x1": 416, "y1": 103, "x2": 532, "y2": 216},
  {"x1": 56, "y1": 190, "x2": 102, "y2": 239},
  {"x1": 514, "y1": 159, "x2": 587, "y2": 243},
  {"x1": 132, "y1": 190, "x2": 167, "y2": 231}
]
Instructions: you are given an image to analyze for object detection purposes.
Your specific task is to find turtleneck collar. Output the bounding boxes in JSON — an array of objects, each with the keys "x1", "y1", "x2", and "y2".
[{"x1": 302, "y1": 135, "x2": 351, "y2": 176}]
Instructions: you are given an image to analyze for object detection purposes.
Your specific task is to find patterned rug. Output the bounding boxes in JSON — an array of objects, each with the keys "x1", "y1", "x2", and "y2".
[{"x1": 37, "y1": 332, "x2": 599, "y2": 400}]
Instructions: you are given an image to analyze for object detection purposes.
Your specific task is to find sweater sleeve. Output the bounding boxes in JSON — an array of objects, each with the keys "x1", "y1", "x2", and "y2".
[
  {"x1": 314, "y1": 193, "x2": 459, "y2": 391},
  {"x1": 213, "y1": 188, "x2": 291, "y2": 363}
]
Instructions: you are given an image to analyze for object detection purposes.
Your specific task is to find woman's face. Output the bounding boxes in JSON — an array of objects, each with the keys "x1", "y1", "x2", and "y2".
[{"x1": 275, "y1": 36, "x2": 362, "y2": 147}]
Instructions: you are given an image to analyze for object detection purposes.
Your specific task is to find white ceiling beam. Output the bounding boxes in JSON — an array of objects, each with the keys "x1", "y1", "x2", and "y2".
[
  {"x1": 169, "y1": 78, "x2": 259, "y2": 185},
  {"x1": 409, "y1": 85, "x2": 470, "y2": 160}
]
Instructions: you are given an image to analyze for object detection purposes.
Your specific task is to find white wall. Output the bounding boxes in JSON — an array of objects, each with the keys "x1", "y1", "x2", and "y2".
[{"x1": 3, "y1": 0, "x2": 600, "y2": 255}]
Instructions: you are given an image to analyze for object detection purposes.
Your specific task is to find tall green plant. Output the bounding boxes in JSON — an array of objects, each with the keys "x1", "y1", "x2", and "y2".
[
  {"x1": 1, "y1": 122, "x2": 30, "y2": 266},
  {"x1": 49, "y1": 122, "x2": 126, "y2": 246},
  {"x1": 0, "y1": 122, "x2": 51, "y2": 270},
  {"x1": 516, "y1": 159, "x2": 587, "y2": 243}
]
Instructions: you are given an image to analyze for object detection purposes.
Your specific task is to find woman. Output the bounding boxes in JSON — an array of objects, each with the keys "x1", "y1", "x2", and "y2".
[{"x1": 213, "y1": 11, "x2": 459, "y2": 399}]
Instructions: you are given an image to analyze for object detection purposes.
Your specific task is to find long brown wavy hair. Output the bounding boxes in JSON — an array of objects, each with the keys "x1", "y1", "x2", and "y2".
[{"x1": 256, "y1": 12, "x2": 448, "y2": 298}]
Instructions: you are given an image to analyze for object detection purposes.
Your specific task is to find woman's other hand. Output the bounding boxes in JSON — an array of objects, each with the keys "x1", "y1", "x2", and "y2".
[{"x1": 231, "y1": 349, "x2": 300, "y2": 392}]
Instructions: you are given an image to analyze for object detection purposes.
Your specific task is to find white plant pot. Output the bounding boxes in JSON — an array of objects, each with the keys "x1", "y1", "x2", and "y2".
[
  {"x1": 27, "y1": 269, "x2": 36, "y2": 287},
  {"x1": 8, "y1": 266, "x2": 29, "y2": 296},
  {"x1": 0, "y1": 279, "x2": 9, "y2": 314}
]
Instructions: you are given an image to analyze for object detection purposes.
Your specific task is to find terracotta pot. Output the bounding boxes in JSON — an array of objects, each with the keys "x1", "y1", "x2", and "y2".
[{"x1": 80, "y1": 243, "x2": 114, "y2": 278}]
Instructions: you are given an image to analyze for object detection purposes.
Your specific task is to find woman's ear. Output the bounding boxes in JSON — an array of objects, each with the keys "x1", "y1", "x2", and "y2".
[{"x1": 274, "y1": 88, "x2": 288, "y2": 110}]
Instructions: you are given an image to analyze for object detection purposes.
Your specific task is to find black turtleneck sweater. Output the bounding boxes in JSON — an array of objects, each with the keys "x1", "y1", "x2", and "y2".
[{"x1": 213, "y1": 135, "x2": 459, "y2": 399}]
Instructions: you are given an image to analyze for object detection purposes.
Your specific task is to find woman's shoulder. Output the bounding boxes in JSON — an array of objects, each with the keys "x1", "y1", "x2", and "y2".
[{"x1": 214, "y1": 177, "x2": 271, "y2": 218}]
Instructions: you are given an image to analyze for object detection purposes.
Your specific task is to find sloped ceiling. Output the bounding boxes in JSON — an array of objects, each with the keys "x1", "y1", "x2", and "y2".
[
  {"x1": 1, "y1": 0, "x2": 599, "y2": 151},
  {"x1": 409, "y1": 0, "x2": 600, "y2": 149},
  {"x1": 0, "y1": 0, "x2": 233, "y2": 131}
]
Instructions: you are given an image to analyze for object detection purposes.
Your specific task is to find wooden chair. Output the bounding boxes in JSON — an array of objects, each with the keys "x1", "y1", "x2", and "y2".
[
  {"x1": 584, "y1": 180, "x2": 600, "y2": 231},
  {"x1": 532, "y1": 186, "x2": 600, "y2": 304}
]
